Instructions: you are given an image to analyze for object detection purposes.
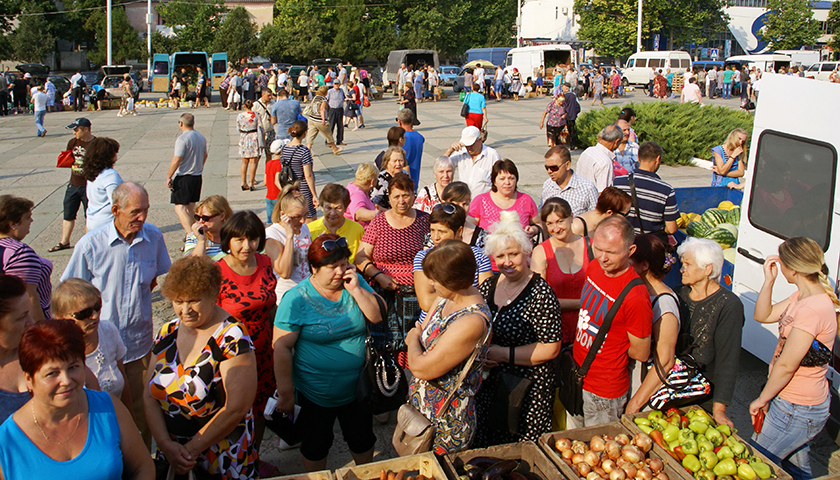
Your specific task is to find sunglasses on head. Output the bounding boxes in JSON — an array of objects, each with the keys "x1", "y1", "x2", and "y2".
[
  {"x1": 71, "y1": 300, "x2": 102, "y2": 321},
  {"x1": 321, "y1": 236, "x2": 349, "y2": 252},
  {"x1": 194, "y1": 213, "x2": 218, "y2": 222},
  {"x1": 433, "y1": 203, "x2": 457, "y2": 214}
]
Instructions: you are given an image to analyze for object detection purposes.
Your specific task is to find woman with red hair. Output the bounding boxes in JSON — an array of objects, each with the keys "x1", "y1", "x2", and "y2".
[{"x1": 0, "y1": 319, "x2": 152, "y2": 480}]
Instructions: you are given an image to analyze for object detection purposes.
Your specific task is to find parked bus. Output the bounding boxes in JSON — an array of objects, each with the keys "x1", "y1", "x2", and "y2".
[{"x1": 149, "y1": 52, "x2": 228, "y2": 93}]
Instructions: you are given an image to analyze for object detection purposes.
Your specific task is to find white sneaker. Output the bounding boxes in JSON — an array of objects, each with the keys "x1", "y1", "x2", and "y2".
[{"x1": 277, "y1": 439, "x2": 301, "y2": 451}]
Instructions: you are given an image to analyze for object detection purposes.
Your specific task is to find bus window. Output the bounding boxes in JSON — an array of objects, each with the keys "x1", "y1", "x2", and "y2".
[
  {"x1": 153, "y1": 61, "x2": 169, "y2": 75},
  {"x1": 748, "y1": 130, "x2": 836, "y2": 250}
]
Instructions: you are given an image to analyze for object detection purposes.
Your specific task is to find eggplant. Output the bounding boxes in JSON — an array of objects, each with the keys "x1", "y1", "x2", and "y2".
[
  {"x1": 507, "y1": 473, "x2": 527, "y2": 480},
  {"x1": 483, "y1": 460, "x2": 520, "y2": 480},
  {"x1": 466, "y1": 457, "x2": 505, "y2": 473},
  {"x1": 465, "y1": 469, "x2": 484, "y2": 480},
  {"x1": 519, "y1": 472, "x2": 544, "y2": 480}
]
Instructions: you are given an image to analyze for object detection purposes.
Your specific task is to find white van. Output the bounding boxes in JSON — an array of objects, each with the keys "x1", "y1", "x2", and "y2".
[
  {"x1": 725, "y1": 54, "x2": 791, "y2": 73},
  {"x1": 803, "y1": 61, "x2": 838, "y2": 81},
  {"x1": 504, "y1": 44, "x2": 577, "y2": 83},
  {"x1": 622, "y1": 51, "x2": 692, "y2": 85}
]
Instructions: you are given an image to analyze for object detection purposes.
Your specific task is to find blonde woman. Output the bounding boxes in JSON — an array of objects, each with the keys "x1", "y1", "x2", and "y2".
[
  {"x1": 750, "y1": 237, "x2": 838, "y2": 478},
  {"x1": 711, "y1": 128, "x2": 748, "y2": 187},
  {"x1": 265, "y1": 184, "x2": 312, "y2": 302},
  {"x1": 346, "y1": 163, "x2": 379, "y2": 227}
]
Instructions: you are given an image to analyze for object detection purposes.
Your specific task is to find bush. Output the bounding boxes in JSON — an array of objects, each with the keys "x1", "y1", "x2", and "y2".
[{"x1": 576, "y1": 102, "x2": 754, "y2": 165}]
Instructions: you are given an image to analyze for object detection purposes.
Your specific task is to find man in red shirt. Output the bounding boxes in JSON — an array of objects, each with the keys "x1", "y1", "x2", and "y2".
[{"x1": 572, "y1": 216, "x2": 652, "y2": 426}]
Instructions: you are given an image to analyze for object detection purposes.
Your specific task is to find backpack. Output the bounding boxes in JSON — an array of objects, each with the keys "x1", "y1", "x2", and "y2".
[{"x1": 278, "y1": 145, "x2": 301, "y2": 188}]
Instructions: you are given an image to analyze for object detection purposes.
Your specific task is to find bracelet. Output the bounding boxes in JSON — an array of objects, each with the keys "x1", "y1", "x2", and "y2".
[
  {"x1": 371, "y1": 271, "x2": 383, "y2": 282},
  {"x1": 361, "y1": 261, "x2": 373, "y2": 274}
]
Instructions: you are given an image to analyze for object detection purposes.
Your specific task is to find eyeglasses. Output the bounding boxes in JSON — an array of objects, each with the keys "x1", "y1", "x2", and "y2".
[
  {"x1": 433, "y1": 203, "x2": 457, "y2": 214},
  {"x1": 621, "y1": 209, "x2": 632, "y2": 217},
  {"x1": 544, "y1": 164, "x2": 561, "y2": 172},
  {"x1": 71, "y1": 300, "x2": 102, "y2": 321},
  {"x1": 321, "y1": 237, "x2": 349, "y2": 252},
  {"x1": 194, "y1": 213, "x2": 218, "y2": 222}
]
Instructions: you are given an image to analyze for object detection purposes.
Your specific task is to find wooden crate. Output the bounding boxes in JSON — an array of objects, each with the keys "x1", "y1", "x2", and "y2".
[
  {"x1": 621, "y1": 410, "x2": 792, "y2": 480},
  {"x1": 335, "y1": 452, "x2": 446, "y2": 480},
  {"x1": 266, "y1": 470, "x2": 334, "y2": 480},
  {"x1": 441, "y1": 440, "x2": 566, "y2": 480},
  {"x1": 538, "y1": 422, "x2": 692, "y2": 480}
]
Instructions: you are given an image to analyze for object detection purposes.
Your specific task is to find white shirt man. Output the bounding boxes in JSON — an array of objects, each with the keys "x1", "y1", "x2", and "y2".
[
  {"x1": 444, "y1": 126, "x2": 500, "y2": 196},
  {"x1": 474, "y1": 65, "x2": 486, "y2": 91},
  {"x1": 577, "y1": 124, "x2": 622, "y2": 192},
  {"x1": 681, "y1": 77, "x2": 702, "y2": 104}
]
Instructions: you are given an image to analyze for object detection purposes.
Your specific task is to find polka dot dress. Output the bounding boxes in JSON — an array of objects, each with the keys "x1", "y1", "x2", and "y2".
[{"x1": 473, "y1": 273, "x2": 562, "y2": 447}]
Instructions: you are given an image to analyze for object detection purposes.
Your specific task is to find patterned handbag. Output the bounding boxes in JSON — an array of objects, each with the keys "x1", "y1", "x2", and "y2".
[{"x1": 648, "y1": 355, "x2": 711, "y2": 410}]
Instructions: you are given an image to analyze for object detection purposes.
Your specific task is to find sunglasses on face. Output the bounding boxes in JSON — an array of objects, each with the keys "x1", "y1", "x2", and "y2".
[
  {"x1": 71, "y1": 300, "x2": 102, "y2": 321},
  {"x1": 544, "y1": 164, "x2": 561, "y2": 172},
  {"x1": 321, "y1": 237, "x2": 349, "y2": 252},
  {"x1": 433, "y1": 203, "x2": 457, "y2": 214},
  {"x1": 194, "y1": 213, "x2": 218, "y2": 222}
]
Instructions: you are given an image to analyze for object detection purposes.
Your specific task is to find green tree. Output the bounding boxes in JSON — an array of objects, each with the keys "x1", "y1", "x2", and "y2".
[
  {"x1": 10, "y1": 6, "x2": 55, "y2": 63},
  {"x1": 573, "y1": 0, "x2": 659, "y2": 58},
  {"x1": 152, "y1": 31, "x2": 178, "y2": 55},
  {"x1": 649, "y1": 0, "x2": 729, "y2": 49},
  {"x1": 826, "y1": 0, "x2": 840, "y2": 60},
  {"x1": 211, "y1": 7, "x2": 256, "y2": 65},
  {"x1": 759, "y1": 0, "x2": 820, "y2": 50},
  {"x1": 85, "y1": 6, "x2": 146, "y2": 65},
  {"x1": 156, "y1": 0, "x2": 227, "y2": 53}
]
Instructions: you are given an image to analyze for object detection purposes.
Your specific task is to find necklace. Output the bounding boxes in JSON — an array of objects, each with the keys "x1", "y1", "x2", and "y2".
[
  {"x1": 499, "y1": 274, "x2": 531, "y2": 305},
  {"x1": 31, "y1": 402, "x2": 82, "y2": 445}
]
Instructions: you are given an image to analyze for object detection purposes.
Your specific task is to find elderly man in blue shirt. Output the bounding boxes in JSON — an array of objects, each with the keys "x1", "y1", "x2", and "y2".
[
  {"x1": 614, "y1": 119, "x2": 639, "y2": 174},
  {"x1": 61, "y1": 182, "x2": 171, "y2": 448}
]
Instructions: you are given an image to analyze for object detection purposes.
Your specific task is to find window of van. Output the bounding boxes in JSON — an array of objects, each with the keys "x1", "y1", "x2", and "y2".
[
  {"x1": 627, "y1": 59, "x2": 635, "y2": 68},
  {"x1": 153, "y1": 61, "x2": 169, "y2": 75},
  {"x1": 681, "y1": 59, "x2": 691, "y2": 68},
  {"x1": 808, "y1": 64, "x2": 819, "y2": 71},
  {"x1": 670, "y1": 59, "x2": 680, "y2": 67},
  {"x1": 821, "y1": 63, "x2": 836, "y2": 72},
  {"x1": 637, "y1": 59, "x2": 647, "y2": 68},
  {"x1": 748, "y1": 130, "x2": 836, "y2": 250}
]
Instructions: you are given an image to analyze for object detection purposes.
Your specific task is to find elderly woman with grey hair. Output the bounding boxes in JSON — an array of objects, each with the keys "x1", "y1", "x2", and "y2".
[
  {"x1": 674, "y1": 237, "x2": 744, "y2": 428},
  {"x1": 414, "y1": 156, "x2": 454, "y2": 213}
]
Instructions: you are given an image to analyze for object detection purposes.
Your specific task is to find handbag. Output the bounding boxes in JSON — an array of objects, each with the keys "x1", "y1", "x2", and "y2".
[
  {"x1": 392, "y1": 324, "x2": 491, "y2": 456},
  {"x1": 57, "y1": 150, "x2": 74, "y2": 168},
  {"x1": 557, "y1": 278, "x2": 644, "y2": 416},
  {"x1": 363, "y1": 96, "x2": 371, "y2": 108},
  {"x1": 460, "y1": 94, "x2": 470, "y2": 118},
  {"x1": 356, "y1": 294, "x2": 409, "y2": 414}
]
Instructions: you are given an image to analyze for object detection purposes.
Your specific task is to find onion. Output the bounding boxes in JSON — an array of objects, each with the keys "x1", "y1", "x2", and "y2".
[
  {"x1": 573, "y1": 441, "x2": 588, "y2": 454},
  {"x1": 622, "y1": 465, "x2": 637, "y2": 478},
  {"x1": 616, "y1": 459, "x2": 628, "y2": 468},
  {"x1": 584, "y1": 450, "x2": 601, "y2": 467},
  {"x1": 572, "y1": 453, "x2": 586, "y2": 465},
  {"x1": 615, "y1": 434, "x2": 631, "y2": 446},
  {"x1": 605, "y1": 441, "x2": 622, "y2": 460},
  {"x1": 648, "y1": 459, "x2": 663, "y2": 474},
  {"x1": 602, "y1": 460, "x2": 616, "y2": 474},
  {"x1": 610, "y1": 469, "x2": 627, "y2": 480},
  {"x1": 636, "y1": 467, "x2": 654, "y2": 480},
  {"x1": 633, "y1": 433, "x2": 653, "y2": 453},
  {"x1": 591, "y1": 436, "x2": 607, "y2": 452},
  {"x1": 563, "y1": 458, "x2": 572, "y2": 466},
  {"x1": 562, "y1": 449, "x2": 574, "y2": 460},
  {"x1": 579, "y1": 463, "x2": 592, "y2": 476},
  {"x1": 587, "y1": 472, "x2": 602, "y2": 480},
  {"x1": 656, "y1": 473, "x2": 669, "y2": 480},
  {"x1": 621, "y1": 445, "x2": 643, "y2": 464},
  {"x1": 557, "y1": 438, "x2": 573, "y2": 451},
  {"x1": 594, "y1": 467, "x2": 607, "y2": 477},
  {"x1": 635, "y1": 462, "x2": 646, "y2": 470}
]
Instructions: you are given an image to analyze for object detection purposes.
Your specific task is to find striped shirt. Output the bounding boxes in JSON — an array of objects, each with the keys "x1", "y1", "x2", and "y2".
[
  {"x1": 614, "y1": 170, "x2": 680, "y2": 234},
  {"x1": 413, "y1": 245, "x2": 492, "y2": 321},
  {"x1": 0, "y1": 238, "x2": 53, "y2": 318}
]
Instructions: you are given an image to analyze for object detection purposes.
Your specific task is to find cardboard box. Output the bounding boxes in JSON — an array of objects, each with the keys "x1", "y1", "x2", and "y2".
[
  {"x1": 538, "y1": 422, "x2": 692, "y2": 480},
  {"x1": 266, "y1": 470, "x2": 334, "y2": 480},
  {"x1": 621, "y1": 410, "x2": 792, "y2": 480},
  {"x1": 335, "y1": 452, "x2": 446, "y2": 480},
  {"x1": 441, "y1": 440, "x2": 565, "y2": 480}
]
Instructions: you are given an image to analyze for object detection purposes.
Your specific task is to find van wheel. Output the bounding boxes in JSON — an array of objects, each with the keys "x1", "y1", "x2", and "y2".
[
  {"x1": 453, "y1": 84, "x2": 461, "y2": 93},
  {"x1": 621, "y1": 77, "x2": 629, "y2": 88}
]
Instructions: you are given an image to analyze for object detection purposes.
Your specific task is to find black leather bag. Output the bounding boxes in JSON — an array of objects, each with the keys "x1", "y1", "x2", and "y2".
[
  {"x1": 557, "y1": 278, "x2": 644, "y2": 416},
  {"x1": 460, "y1": 95, "x2": 470, "y2": 118},
  {"x1": 355, "y1": 294, "x2": 409, "y2": 414},
  {"x1": 485, "y1": 368, "x2": 532, "y2": 435}
]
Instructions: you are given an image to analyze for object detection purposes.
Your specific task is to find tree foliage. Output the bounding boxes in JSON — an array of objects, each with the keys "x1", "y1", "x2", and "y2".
[
  {"x1": 10, "y1": 1, "x2": 56, "y2": 63},
  {"x1": 211, "y1": 7, "x2": 256, "y2": 66},
  {"x1": 85, "y1": 6, "x2": 146, "y2": 65},
  {"x1": 826, "y1": 0, "x2": 840, "y2": 60},
  {"x1": 759, "y1": 0, "x2": 820, "y2": 51},
  {"x1": 573, "y1": 0, "x2": 661, "y2": 59},
  {"x1": 650, "y1": 0, "x2": 729, "y2": 49},
  {"x1": 155, "y1": 0, "x2": 227, "y2": 53}
]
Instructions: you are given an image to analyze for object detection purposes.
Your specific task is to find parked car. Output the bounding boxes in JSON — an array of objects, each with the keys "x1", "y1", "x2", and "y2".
[
  {"x1": 803, "y1": 61, "x2": 838, "y2": 81},
  {"x1": 48, "y1": 75, "x2": 71, "y2": 101},
  {"x1": 100, "y1": 65, "x2": 134, "y2": 100},
  {"x1": 80, "y1": 71, "x2": 100, "y2": 88},
  {"x1": 15, "y1": 63, "x2": 50, "y2": 83},
  {"x1": 439, "y1": 66, "x2": 459, "y2": 86}
]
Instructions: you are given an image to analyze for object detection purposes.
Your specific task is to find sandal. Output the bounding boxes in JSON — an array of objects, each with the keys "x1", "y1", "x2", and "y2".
[
  {"x1": 48, "y1": 242, "x2": 71, "y2": 252},
  {"x1": 241, "y1": 184, "x2": 249, "y2": 191}
]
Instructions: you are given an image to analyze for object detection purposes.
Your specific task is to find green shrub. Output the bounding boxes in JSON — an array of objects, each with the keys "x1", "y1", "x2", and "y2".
[{"x1": 575, "y1": 102, "x2": 754, "y2": 165}]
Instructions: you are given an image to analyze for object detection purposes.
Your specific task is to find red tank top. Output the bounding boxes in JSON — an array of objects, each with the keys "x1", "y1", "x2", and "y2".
[{"x1": 542, "y1": 237, "x2": 591, "y2": 344}]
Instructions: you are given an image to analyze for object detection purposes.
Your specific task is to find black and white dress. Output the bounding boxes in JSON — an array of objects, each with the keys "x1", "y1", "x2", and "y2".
[{"x1": 473, "y1": 273, "x2": 562, "y2": 447}]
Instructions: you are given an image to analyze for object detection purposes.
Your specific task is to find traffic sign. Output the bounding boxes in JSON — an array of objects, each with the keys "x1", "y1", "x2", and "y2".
[{"x1": 710, "y1": 48, "x2": 719, "y2": 59}]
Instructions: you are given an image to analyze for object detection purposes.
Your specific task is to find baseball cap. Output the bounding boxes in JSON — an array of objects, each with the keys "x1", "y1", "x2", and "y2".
[
  {"x1": 66, "y1": 118, "x2": 92, "y2": 130},
  {"x1": 460, "y1": 126, "x2": 481, "y2": 147},
  {"x1": 23, "y1": 73, "x2": 31, "y2": 79},
  {"x1": 270, "y1": 138, "x2": 290, "y2": 154}
]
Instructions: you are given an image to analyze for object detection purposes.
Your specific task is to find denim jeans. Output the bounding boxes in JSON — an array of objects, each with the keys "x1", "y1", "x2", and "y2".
[
  {"x1": 34, "y1": 110, "x2": 45, "y2": 136},
  {"x1": 752, "y1": 395, "x2": 830, "y2": 480},
  {"x1": 265, "y1": 198, "x2": 277, "y2": 224},
  {"x1": 723, "y1": 82, "x2": 732, "y2": 99}
]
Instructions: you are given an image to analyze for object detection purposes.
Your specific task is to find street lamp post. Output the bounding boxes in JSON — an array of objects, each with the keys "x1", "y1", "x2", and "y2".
[
  {"x1": 106, "y1": 0, "x2": 112, "y2": 65},
  {"x1": 637, "y1": 0, "x2": 642, "y2": 52},
  {"x1": 147, "y1": 0, "x2": 152, "y2": 81}
]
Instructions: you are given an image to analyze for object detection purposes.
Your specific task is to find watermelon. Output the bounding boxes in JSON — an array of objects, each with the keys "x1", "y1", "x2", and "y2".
[
  {"x1": 717, "y1": 223, "x2": 738, "y2": 239},
  {"x1": 701, "y1": 208, "x2": 729, "y2": 227},
  {"x1": 708, "y1": 227, "x2": 736, "y2": 249},
  {"x1": 726, "y1": 206, "x2": 741, "y2": 225},
  {"x1": 687, "y1": 221, "x2": 714, "y2": 238}
]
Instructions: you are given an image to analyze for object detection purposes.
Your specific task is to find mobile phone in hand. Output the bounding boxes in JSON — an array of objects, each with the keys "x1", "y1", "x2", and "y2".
[{"x1": 753, "y1": 409, "x2": 765, "y2": 434}]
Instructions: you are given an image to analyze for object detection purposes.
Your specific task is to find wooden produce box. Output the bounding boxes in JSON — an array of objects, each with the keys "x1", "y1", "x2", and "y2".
[
  {"x1": 335, "y1": 452, "x2": 446, "y2": 480},
  {"x1": 538, "y1": 422, "x2": 692, "y2": 480},
  {"x1": 621, "y1": 410, "x2": 792, "y2": 480},
  {"x1": 442, "y1": 440, "x2": 564, "y2": 480},
  {"x1": 266, "y1": 470, "x2": 334, "y2": 480}
]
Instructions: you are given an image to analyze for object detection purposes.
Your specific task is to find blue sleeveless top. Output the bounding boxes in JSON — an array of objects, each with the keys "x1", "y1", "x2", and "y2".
[
  {"x1": 0, "y1": 389, "x2": 123, "y2": 480},
  {"x1": 710, "y1": 144, "x2": 740, "y2": 187}
]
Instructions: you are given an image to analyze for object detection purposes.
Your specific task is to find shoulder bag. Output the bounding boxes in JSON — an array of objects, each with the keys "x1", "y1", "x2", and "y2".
[
  {"x1": 557, "y1": 278, "x2": 643, "y2": 416},
  {"x1": 355, "y1": 294, "x2": 409, "y2": 414},
  {"x1": 460, "y1": 93, "x2": 470, "y2": 118},
  {"x1": 628, "y1": 174, "x2": 671, "y2": 242},
  {"x1": 392, "y1": 315, "x2": 491, "y2": 456},
  {"x1": 57, "y1": 150, "x2": 74, "y2": 168}
]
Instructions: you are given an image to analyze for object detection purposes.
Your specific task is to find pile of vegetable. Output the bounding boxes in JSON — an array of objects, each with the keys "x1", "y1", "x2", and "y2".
[
  {"x1": 677, "y1": 201, "x2": 740, "y2": 261},
  {"x1": 454, "y1": 457, "x2": 543, "y2": 480},
  {"x1": 374, "y1": 471, "x2": 434, "y2": 480},
  {"x1": 632, "y1": 407, "x2": 775, "y2": 480},
  {"x1": 551, "y1": 432, "x2": 670, "y2": 480}
]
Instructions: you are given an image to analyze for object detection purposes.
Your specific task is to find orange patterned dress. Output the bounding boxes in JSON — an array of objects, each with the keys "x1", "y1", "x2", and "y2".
[{"x1": 148, "y1": 317, "x2": 257, "y2": 479}]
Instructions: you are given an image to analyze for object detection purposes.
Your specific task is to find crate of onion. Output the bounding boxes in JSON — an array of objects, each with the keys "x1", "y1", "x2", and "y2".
[
  {"x1": 538, "y1": 422, "x2": 693, "y2": 480},
  {"x1": 441, "y1": 440, "x2": 563, "y2": 480},
  {"x1": 266, "y1": 471, "x2": 334, "y2": 480},
  {"x1": 334, "y1": 452, "x2": 446, "y2": 480}
]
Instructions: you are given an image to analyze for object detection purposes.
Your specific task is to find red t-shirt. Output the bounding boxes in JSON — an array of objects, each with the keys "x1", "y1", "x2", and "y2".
[
  {"x1": 265, "y1": 159, "x2": 282, "y2": 201},
  {"x1": 573, "y1": 262, "x2": 652, "y2": 398}
]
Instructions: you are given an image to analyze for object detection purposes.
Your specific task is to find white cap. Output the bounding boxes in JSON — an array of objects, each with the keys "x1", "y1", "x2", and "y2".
[
  {"x1": 460, "y1": 126, "x2": 481, "y2": 147},
  {"x1": 270, "y1": 138, "x2": 290, "y2": 154}
]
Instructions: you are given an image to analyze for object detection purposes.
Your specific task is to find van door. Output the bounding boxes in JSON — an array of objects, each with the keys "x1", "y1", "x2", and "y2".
[
  {"x1": 211, "y1": 53, "x2": 227, "y2": 90},
  {"x1": 150, "y1": 53, "x2": 170, "y2": 93},
  {"x1": 732, "y1": 74, "x2": 840, "y2": 366},
  {"x1": 532, "y1": 50, "x2": 543, "y2": 80}
]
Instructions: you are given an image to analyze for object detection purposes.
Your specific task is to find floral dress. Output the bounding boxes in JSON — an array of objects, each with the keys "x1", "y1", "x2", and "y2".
[
  {"x1": 217, "y1": 253, "x2": 278, "y2": 412},
  {"x1": 237, "y1": 111, "x2": 260, "y2": 158},
  {"x1": 148, "y1": 317, "x2": 257, "y2": 480},
  {"x1": 408, "y1": 301, "x2": 491, "y2": 454}
]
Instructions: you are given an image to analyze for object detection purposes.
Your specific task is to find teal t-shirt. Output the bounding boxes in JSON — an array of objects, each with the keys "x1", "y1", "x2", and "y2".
[
  {"x1": 464, "y1": 91, "x2": 487, "y2": 114},
  {"x1": 274, "y1": 273, "x2": 374, "y2": 407},
  {"x1": 722, "y1": 70, "x2": 734, "y2": 83}
]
